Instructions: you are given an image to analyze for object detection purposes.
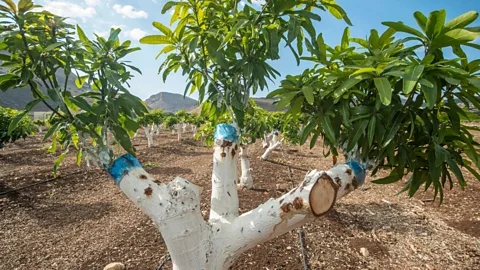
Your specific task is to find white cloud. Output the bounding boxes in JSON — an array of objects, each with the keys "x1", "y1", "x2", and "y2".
[
  {"x1": 43, "y1": 1, "x2": 96, "y2": 22},
  {"x1": 112, "y1": 24, "x2": 126, "y2": 30},
  {"x1": 123, "y1": 28, "x2": 148, "y2": 41},
  {"x1": 251, "y1": 0, "x2": 266, "y2": 5},
  {"x1": 113, "y1": 4, "x2": 148, "y2": 19},
  {"x1": 239, "y1": 1, "x2": 245, "y2": 7},
  {"x1": 85, "y1": 0, "x2": 100, "y2": 6},
  {"x1": 94, "y1": 30, "x2": 108, "y2": 38}
]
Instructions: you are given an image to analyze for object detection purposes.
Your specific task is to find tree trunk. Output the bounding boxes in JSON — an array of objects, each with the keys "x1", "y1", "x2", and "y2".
[
  {"x1": 238, "y1": 145, "x2": 253, "y2": 189},
  {"x1": 144, "y1": 126, "x2": 153, "y2": 148},
  {"x1": 107, "y1": 124, "x2": 365, "y2": 270},
  {"x1": 155, "y1": 125, "x2": 160, "y2": 135},
  {"x1": 261, "y1": 132, "x2": 283, "y2": 160},
  {"x1": 177, "y1": 125, "x2": 183, "y2": 141}
]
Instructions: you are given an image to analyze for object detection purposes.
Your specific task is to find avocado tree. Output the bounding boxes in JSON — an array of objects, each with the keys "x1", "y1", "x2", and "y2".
[
  {"x1": 33, "y1": 119, "x2": 48, "y2": 133},
  {"x1": 0, "y1": 0, "x2": 147, "y2": 175},
  {"x1": 269, "y1": 9, "x2": 480, "y2": 203},
  {"x1": 0, "y1": 106, "x2": 35, "y2": 146},
  {"x1": 138, "y1": 110, "x2": 165, "y2": 147}
]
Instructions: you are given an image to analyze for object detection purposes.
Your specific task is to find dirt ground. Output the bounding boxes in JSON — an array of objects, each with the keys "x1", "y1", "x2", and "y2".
[{"x1": 0, "y1": 128, "x2": 479, "y2": 270}]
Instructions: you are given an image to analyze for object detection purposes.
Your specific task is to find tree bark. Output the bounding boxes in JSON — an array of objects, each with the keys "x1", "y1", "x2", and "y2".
[
  {"x1": 238, "y1": 145, "x2": 253, "y2": 189},
  {"x1": 107, "y1": 124, "x2": 366, "y2": 270},
  {"x1": 143, "y1": 126, "x2": 153, "y2": 148}
]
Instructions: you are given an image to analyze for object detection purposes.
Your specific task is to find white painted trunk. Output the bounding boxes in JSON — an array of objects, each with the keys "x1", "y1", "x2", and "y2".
[
  {"x1": 261, "y1": 137, "x2": 284, "y2": 160},
  {"x1": 238, "y1": 145, "x2": 253, "y2": 189},
  {"x1": 182, "y1": 123, "x2": 187, "y2": 133},
  {"x1": 38, "y1": 126, "x2": 43, "y2": 133},
  {"x1": 209, "y1": 129, "x2": 239, "y2": 222},
  {"x1": 144, "y1": 126, "x2": 153, "y2": 148},
  {"x1": 172, "y1": 129, "x2": 175, "y2": 135},
  {"x1": 108, "y1": 124, "x2": 366, "y2": 270},
  {"x1": 177, "y1": 125, "x2": 183, "y2": 141},
  {"x1": 133, "y1": 131, "x2": 138, "y2": 138},
  {"x1": 192, "y1": 126, "x2": 197, "y2": 137},
  {"x1": 155, "y1": 125, "x2": 160, "y2": 135}
]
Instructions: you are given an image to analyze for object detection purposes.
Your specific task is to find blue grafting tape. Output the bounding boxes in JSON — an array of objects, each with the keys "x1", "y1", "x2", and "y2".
[
  {"x1": 214, "y1": 124, "x2": 239, "y2": 143},
  {"x1": 108, "y1": 154, "x2": 142, "y2": 185},
  {"x1": 344, "y1": 161, "x2": 367, "y2": 186}
]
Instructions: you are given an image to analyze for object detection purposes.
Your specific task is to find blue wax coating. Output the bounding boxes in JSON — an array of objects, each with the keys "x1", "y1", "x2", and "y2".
[
  {"x1": 214, "y1": 124, "x2": 238, "y2": 143},
  {"x1": 108, "y1": 154, "x2": 142, "y2": 185},
  {"x1": 344, "y1": 161, "x2": 367, "y2": 186}
]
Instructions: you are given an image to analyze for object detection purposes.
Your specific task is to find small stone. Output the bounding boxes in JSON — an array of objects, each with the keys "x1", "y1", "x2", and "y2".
[
  {"x1": 286, "y1": 246, "x2": 292, "y2": 250},
  {"x1": 103, "y1": 262, "x2": 125, "y2": 270},
  {"x1": 360, "y1": 247, "x2": 369, "y2": 257}
]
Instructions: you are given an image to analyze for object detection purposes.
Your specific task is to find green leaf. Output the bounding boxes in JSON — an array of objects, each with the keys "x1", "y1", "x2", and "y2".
[
  {"x1": 421, "y1": 79, "x2": 438, "y2": 109},
  {"x1": 382, "y1": 21, "x2": 426, "y2": 39},
  {"x1": 414, "y1": 11, "x2": 428, "y2": 32},
  {"x1": 2, "y1": 0, "x2": 16, "y2": 13},
  {"x1": 153, "y1": 21, "x2": 173, "y2": 36},
  {"x1": 341, "y1": 27, "x2": 350, "y2": 49},
  {"x1": 382, "y1": 113, "x2": 404, "y2": 147},
  {"x1": 333, "y1": 77, "x2": 363, "y2": 99},
  {"x1": 75, "y1": 75, "x2": 88, "y2": 88},
  {"x1": 444, "y1": 11, "x2": 479, "y2": 32},
  {"x1": 140, "y1": 35, "x2": 172, "y2": 45},
  {"x1": 302, "y1": 86, "x2": 314, "y2": 105},
  {"x1": 425, "y1": 9, "x2": 446, "y2": 39},
  {"x1": 374, "y1": 77, "x2": 392, "y2": 105},
  {"x1": 113, "y1": 125, "x2": 133, "y2": 154},
  {"x1": 71, "y1": 97, "x2": 92, "y2": 112},
  {"x1": 76, "y1": 25, "x2": 89, "y2": 42},
  {"x1": 372, "y1": 174, "x2": 401, "y2": 184},
  {"x1": 45, "y1": 42, "x2": 63, "y2": 51},
  {"x1": 7, "y1": 110, "x2": 28, "y2": 134},
  {"x1": 403, "y1": 65, "x2": 424, "y2": 94},
  {"x1": 108, "y1": 28, "x2": 121, "y2": 42},
  {"x1": 352, "y1": 67, "x2": 376, "y2": 76},
  {"x1": 347, "y1": 120, "x2": 369, "y2": 151},
  {"x1": 367, "y1": 116, "x2": 376, "y2": 146},
  {"x1": 53, "y1": 151, "x2": 68, "y2": 178},
  {"x1": 446, "y1": 154, "x2": 466, "y2": 187},
  {"x1": 321, "y1": 114, "x2": 336, "y2": 144},
  {"x1": 276, "y1": 91, "x2": 298, "y2": 110},
  {"x1": 76, "y1": 149, "x2": 83, "y2": 167},
  {"x1": 431, "y1": 29, "x2": 480, "y2": 49},
  {"x1": 161, "y1": 1, "x2": 177, "y2": 14},
  {"x1": 219, "y1": 19, "x2": 247, "y2": 49}
]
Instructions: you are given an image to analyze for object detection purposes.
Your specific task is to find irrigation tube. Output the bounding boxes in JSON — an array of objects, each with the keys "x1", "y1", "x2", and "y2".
[{"x1": 0, "y1": 170, "x2": 84, "y2": 196}]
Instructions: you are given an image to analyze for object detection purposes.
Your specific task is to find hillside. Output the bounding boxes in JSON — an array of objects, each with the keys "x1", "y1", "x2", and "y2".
[
  {"x1": 0, "y1": 66, "x2": 90, "y2": 111},
  {"x1": 144, "y1": 92, "x2": 198, "y2": 112}
]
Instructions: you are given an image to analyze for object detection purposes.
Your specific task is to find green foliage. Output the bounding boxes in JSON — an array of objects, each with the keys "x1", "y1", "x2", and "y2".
[
  {"x1": 270, "y1": 9, "x2": 480, "y2": 203},
  {"x1": 139, "y1": 110, "x2": 165, "y2": 126},
  {"x1": 164, "y1": 115, "x2": 180, "y2": 129},
  {"x1": 0, "y1": 0, "x2": 147, "y2": 170},
  {"x1": 142, "y1": 0, "x2": 350, "y2": 127},
  {"x1": 0, "y1": 106, "x2": 35, "y2": 144},
  {"x1": 33, "y1": 119, "x2": 47, "y2": 127}
]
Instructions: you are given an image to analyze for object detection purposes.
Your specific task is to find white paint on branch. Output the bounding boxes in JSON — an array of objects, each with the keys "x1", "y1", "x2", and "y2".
[
  {"x1": 238, "y1": 145, "x2": 253, "y2": 189},
  {"x1": 112, "y1": 152, "x2": 361, "y2": 269},
  {"x1": 143, "y1": 126, "x2": 153, "y2": 148},
  {"x1": 261, "y1": 132, "x2": 284, "y2": 160},
  {"x1": 209, "y1": 138, "x2": 239, "y2": 222}
]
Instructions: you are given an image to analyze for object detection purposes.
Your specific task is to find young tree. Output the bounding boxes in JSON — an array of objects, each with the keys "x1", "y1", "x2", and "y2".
[
  {"x1": 138, "y1": 110, "x2": 165, "y2": 147},
  {"x1": 269, "y1": 9, "x2": 480, "y2": 203},
  {"x1": 0, "y1": 106, "x2": 35, "y2": 146},
  {"x1": 0, "y1": 0, "x2": 147, "y2": 175},
  {"x1": 33, "y1": 119, "x2": 48, "y2": 133}
]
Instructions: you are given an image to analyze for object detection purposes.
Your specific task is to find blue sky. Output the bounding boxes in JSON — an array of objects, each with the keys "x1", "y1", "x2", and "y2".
[{"x1": 35, "y1": 0, "x2": 480, "y2": 101}]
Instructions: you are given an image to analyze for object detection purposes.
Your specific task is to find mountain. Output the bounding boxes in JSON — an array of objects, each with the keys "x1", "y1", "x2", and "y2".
[
  {"x1": 144, "y1": 92, "x2": 198, "y2": 112},
  {"x1": 253, "y1": 97, "x2": 277, "y2": 111},
  {"x1": 0, "y1": 66, "x2": 90, "y2": 111}
]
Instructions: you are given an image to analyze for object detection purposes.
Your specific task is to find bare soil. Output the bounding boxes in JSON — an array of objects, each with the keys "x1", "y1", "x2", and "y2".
[{"x1": 0, "y1": 128, "x2": 479, "y2": 270}]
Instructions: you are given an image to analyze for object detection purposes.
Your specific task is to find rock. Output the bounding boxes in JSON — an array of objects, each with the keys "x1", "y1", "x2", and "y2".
[
  {"x1": 360, "y1": 247, "x2": 369, "y2": 257},
  {"x1": 103, "y1": 262, "x2": 125, "y2": 270}
]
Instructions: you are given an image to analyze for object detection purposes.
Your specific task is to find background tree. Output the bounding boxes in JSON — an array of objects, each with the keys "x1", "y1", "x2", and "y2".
[
  {"x1": 269, "y1": 9, "x2": 480, "y2": 203},
  {"x1": 0, "y1": 0, "x2": 147, "y2": 175},
  {"x1": 0, "y1": 106, "x2": 35, "y2": 146}
]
